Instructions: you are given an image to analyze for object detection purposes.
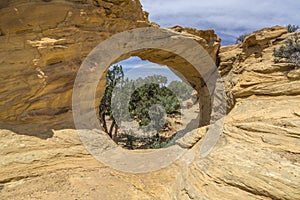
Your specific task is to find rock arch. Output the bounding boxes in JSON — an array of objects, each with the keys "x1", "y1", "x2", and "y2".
[{"x1": 0, "y1": 0, "x2": 220, "y2": 136}]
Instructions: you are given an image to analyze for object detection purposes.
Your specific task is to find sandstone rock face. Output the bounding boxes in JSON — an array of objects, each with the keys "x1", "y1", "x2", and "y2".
[
  {"x1": 0, "y1": 0, "x2": 220, "y2": 136},
  {"x1": 170, "y1": 25, "x2": 221, "y2": 62},
  {"x1": 219, "y1": 26, "x2": 300, "y2": 99},
  {"x1": 0, "y1": 1, "x2": 299, "y2": 199},
  {"x1": 0, "y1": 0, "x2": 151, "y2": 136}
]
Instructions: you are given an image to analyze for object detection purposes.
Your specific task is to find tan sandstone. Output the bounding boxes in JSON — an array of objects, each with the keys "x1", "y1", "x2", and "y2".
[{"x1": 0, "y1": 1, "x2": 299, "y2": 199}]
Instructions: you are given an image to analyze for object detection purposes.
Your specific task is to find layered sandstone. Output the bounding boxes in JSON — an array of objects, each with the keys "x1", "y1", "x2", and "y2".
[
  {"x1": 0, "y1": 0, "x2": 150, "y2": 135},
  {"x1": 0, "y1": 1, "x2": 299, "y2": 199},
  {"x1": 0, "y1": 0, "x2": 220, "y2": 136}
]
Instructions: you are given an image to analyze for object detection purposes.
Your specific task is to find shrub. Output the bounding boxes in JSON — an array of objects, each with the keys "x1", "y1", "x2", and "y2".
[
  {"x1": 273, "y1": 34, "x2": 300, "y2": 68},
  {"x1": 129, "y1": 82, "x2": 181, "y2": 127},
  {"x1": 235, "y1": 33, "x2": 248, "y2": 44},
  {"x1": 99, "y1": 65, "x2": 194, "y2": 149},
  {"x1": 286, "y1": 24, "x2": 299, "y2": 33},
  {"x1": 117, "y1": 131, "x2": 170, "y2": 149}
]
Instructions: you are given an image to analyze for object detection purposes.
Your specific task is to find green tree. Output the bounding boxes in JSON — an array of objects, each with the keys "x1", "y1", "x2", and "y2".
[
  {"x1": 99, "y1": 66, "x2": 193, "y2": 149},
  {"x1": 99, "y1": 65, "x2": 124, "y2": 138},
  {"x1": 128, "y1": 82, "x2": 181, "y2": 128}
]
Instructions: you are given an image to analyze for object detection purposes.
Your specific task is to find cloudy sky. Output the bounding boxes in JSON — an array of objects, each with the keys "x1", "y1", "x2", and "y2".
[
  {"x1": 114, "y1": 0, "x2": 299, "y2": 81},
  {"x1": 140, "y1": 0, "x2": 300, "y2": 45},
  {"x1": 119, "y1": 57, "x2": 181, "y2": 83}
]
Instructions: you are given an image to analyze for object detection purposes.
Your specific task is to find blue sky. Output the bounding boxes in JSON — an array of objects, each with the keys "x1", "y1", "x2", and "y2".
[
  {"x1": 118, "y1": 57, "x2": 181, "y2": 83},
  {"x1": 139, "y1": 0, "x2": 300, "y2": 45},
  {"x1": 113, "y1": 1, "x2": 299, "y2": 80}
]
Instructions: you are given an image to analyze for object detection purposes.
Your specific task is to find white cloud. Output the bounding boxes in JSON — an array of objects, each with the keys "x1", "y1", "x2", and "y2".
[
  {"x1": 140, "y1": 0, "x2": 300, "y2": 44},
  {"x1": 124, "y1": 66, "x2": 182, "y2": 83},
  {"x1": 117, "y1": 57, "x2": 182, "y2": 82},
  {"x1": 118, "y1": 56, "x2": 163, "y2": 69}
]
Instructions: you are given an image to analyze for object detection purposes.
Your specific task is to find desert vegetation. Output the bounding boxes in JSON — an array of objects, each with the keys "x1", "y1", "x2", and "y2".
[
  {"x1": 273, "y1": 33, "x2": 300, "y2": 68},
  {"x1": 99, "y1": 65, "x2": 194, "y2": 149},
  {"x1": 286, "y1": 24, "x2": 299, "y2": 33},
  {"x1": 235, "y1": 33, "x2": 248, "y2": 44}
]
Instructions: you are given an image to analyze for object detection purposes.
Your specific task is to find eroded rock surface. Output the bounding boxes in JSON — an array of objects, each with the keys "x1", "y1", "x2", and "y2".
[
  {"x1": 0, "y1": 0, "x2": 149, "y2": 135},
  {"x1": 0, "y1": 0, "x2": 220, "y2": 136},
  {"x1": 0, "y1": 1, "x2": 299, "y2": 199}
]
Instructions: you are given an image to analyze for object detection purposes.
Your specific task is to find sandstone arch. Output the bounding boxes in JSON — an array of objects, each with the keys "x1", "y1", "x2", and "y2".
[
  {"x1": 96, "y1": 49, "x2": 213, "y2": 127},
  {"x1": 0, "y1": 0, "x2": 220, "y2": 137}
]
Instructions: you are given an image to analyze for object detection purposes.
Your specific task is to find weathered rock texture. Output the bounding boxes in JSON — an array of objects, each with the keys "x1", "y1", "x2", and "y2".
[
  {"x1": 0, "y1": 0, "x2": 220, "y2": 136},
  {"x1": 213, "y1": 26, "x2": 300, "y2": 199},
  {"x1": 0, "y1": 0, "x2": 151, "y2": 136},
  {"x1": 0, "y1": 0, "x2": 299, "y2": 199}
]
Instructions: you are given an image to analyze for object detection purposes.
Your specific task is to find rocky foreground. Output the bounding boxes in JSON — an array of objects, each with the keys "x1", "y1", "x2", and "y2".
[{"x1": 0, "y1": 0, "x2": 300, "y2": 199}]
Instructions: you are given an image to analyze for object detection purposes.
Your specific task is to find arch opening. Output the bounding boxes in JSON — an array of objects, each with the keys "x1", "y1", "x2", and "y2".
[
  {"x1": 95, "y1": 51, "x2": 212, "y2": 150},
  {"x1": 72, "y1": 27, "x2": 225, "y2": 172}
]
